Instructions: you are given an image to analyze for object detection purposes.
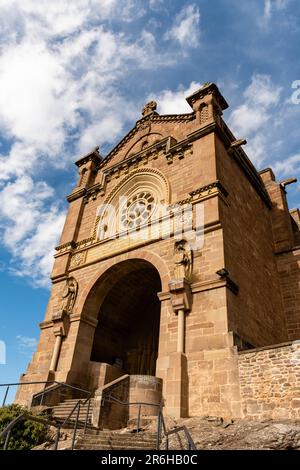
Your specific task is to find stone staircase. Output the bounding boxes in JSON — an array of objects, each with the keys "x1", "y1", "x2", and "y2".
[
  {"x1": 48, "y1": 393, "x2": 159, "y2": 450},
  {"x1": 51, "y1": 398, "x2": 94, "y2": 428},
  {"x1": 75, "y1": 429, "x2": 157, "y2": 450}
]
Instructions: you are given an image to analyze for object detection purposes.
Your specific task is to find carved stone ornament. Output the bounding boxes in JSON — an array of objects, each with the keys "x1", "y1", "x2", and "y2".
[
  {"x1": 136, "y1": 119, "x2": 151, "y2": 133},
  {"x1": 60, "y1": 277, "x2": 78, "y2": 314},
  {"x1": 174, "y1": 239, "x2": 192, "y2": 280},
  {"x1": 70, "y1": 251, "x2": 86, "y2": 268},
  {"x1": 142, "y1": 101, "x2": 157, "y2": 117}
]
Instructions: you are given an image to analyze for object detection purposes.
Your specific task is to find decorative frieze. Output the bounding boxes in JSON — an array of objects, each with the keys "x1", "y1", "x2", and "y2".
[
  {"x1": 55, "y1": 241, "x2": 76, "y2": 254},
  {"x1": 69, "y1": 250, "x2": 87, "y2": 268},
  {"x1": 83, "y1": 184, "x2": 102, "y2": 204},
  {"x1": 165, "y1": 142, "x2": 193, "y2": 165},
  {"x1": 57, "y1": 179, "x2": 228, "y2": 266},
  {"x1": 189, "y1": 180, "x2": 228, "y2": 198},
  {"x1": 168, "y1": 181, "x2": 229, "y2": 210}
]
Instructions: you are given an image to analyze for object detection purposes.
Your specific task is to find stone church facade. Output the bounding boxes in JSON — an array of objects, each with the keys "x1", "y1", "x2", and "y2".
[{"x1": 16, "y1": 83, "x2": 300, "y2": 421}]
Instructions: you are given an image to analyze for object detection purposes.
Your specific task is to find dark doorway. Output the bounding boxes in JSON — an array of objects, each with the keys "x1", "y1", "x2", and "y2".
[{"x1": 90, "y1": 262, "x2": 162, "y2": 376}]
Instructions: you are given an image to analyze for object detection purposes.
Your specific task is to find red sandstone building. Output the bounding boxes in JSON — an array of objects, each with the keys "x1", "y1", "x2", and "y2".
[{"x1": 16, "y1": 83, "x2": 300, "y2": 423}]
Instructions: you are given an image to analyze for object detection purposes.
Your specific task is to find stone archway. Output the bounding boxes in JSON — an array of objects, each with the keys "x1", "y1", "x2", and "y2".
[{"x1": 90, "y1": 260, "x2": 162, "y2": 376}]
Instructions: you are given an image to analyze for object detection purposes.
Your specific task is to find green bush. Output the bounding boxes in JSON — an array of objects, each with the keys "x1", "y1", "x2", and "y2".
[{"x1": 0, "y1": 404, "x2": 47, "y2": 450}]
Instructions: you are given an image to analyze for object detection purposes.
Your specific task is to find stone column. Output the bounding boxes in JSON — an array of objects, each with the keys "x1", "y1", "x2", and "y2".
[
  {"x1": 50, "y1": 327, "x2": 64, "y2": 372},
  {"x1": 165, "y1": 278, "x2": 192, "y2": 418},
  {"x1": 177, "y1": 309, "x2": 185, "y2": 353}
]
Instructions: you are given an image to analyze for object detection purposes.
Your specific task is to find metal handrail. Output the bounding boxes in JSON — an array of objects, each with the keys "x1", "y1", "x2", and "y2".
[
  {"x1": 0, "y1": 412, "x2": 60, "y2": 450},
  {"x1": 0, "y1": 380, "x2": 91, "y2": 407},
  {"x1": 1, "y1": 380, "x2": 93, "y2": 451},
  {"x1": 158, "y1": 411, "x2": 197, "y2": 450},
  {"x1": 1, "y1": 382, "x2": 196, "y2": 451},
  {"x1": 58, "y1": 395, "x2": 93, "y2": 449},
  {"x1": 0, "y1": 397, "x2": 93, "y2": 451},
  {"x1": 102, "y1": 393, "x2": 197, "y2": 450},
  {"x1": 101, "y1": 392, "x2": 161, "y2": 432}
]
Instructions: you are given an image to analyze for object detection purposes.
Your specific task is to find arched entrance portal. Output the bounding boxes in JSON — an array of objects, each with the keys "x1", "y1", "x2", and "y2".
[{"x1": 90, "y1": 260, "x2": 162, "y2": 376}]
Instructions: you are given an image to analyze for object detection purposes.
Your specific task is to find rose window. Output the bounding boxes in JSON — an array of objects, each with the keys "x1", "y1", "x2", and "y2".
[{"x1": 120, "y1": 191, "x2": 155, "y2": 229}]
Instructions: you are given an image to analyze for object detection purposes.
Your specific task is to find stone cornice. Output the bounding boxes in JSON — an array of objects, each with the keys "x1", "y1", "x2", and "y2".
[
  {"x1": 191, "y1": 277, "x2": 239, "y2": 295},
  {"x1": 165, "y1": 140, "x2": 193, "y2": 165},
  {"x1": 55, "y1": 241, "x2": 76, "y2": 253},
  {"x1": 189, "y1": 181, "x2": 228, "y2": 198},
  {"x1": 83, "y1": 136, "x2": 195, "y2": 202},
  {"x1": 75, "y1": 147, "x2": 102, "y2": 167},
  {"x1": 186, "y1": 82, "x2": 229, "y2": 110},
  {"x1": 67, "y1": 187, "x2": 86, "y2": 202},
  {"x1": 275, "y1": 245, "x2": 300, "y2": 256},
  {"x1": 168, "y1": 180, "x2": 228, "y2": 209},
  {"x1": 39, "y1": 320, "x2": 54, "y2": 329},
  {"x1": 104, "y1": 137, "x2": 170, "y2": 179},
  {"x1": 216, "y1": 119, "x2": 272, "y2": 209},
  {"x1": 69, "y1": 312, "x2": 98, "y2": 328},
  {"x1": 40, "y1": 313, "x2": 98, "y2": 329},
  {"x1": 157, "y1": 276, "x2": 239, "y2": 300},
  {"x1": 157, "y1": 291, "x2": 171, "y2": 301}
]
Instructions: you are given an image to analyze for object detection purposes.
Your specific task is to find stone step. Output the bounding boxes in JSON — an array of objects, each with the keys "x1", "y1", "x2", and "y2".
[
  {"x1": 76, "y1": 444, "x2": 156, "y2": 450},
  {"x1": 53, "y1": 404, "x2": 92, "y2": 410},
  {"x1": 61, "y1": 399, "x2": 93, "y2": 405},
  {"x1": 79, "y1": 437, "x2": 156, "y2": 445},
  {"x1": 81, "y1": 432, "x2": 156, "y2": 439},
  {"x1": 52, "y1": 410, "x2": 93, "y2": 416},
  {"x1": 53, "y1": 412, "x2": 92, "y2": 417},
  {"x1": 53, "y1": 419, "x2": 93, "y2": 425},
  {"x1": 55, "y1": 405, "x2": 92, "y2": 410},
  {"x1": 53, "y1": 416, "x2": 93, "y2": 422},
  {"x1": 81, "y1": 433, "x2": 156, "y2": 438},
  {"x1": 54, "y1": 424, "x2": 93, "y2": 429},
  {"x1": 52, "y1": 415, "x2": 93, "y2": 421},
  {"x1": 52, "y1": 399, "x2": 94, "y2": 420}
]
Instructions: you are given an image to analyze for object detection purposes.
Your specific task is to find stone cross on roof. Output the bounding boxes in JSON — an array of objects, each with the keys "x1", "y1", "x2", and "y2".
[{"x1": 142, "y1": 100, "x2": 157, "y2": 117}]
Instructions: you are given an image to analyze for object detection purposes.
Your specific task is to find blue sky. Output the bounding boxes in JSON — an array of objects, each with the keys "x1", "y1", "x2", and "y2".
[{"x1": 0, "y1": 0, "x2": 300, "y2": 400}]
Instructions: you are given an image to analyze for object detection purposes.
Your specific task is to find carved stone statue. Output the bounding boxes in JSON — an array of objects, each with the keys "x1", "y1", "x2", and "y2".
[
  {"x1": 61, "y1": 277, "x2": 78, "y2": 313},
  {"x1": 174, "y1": 240, "x2": 192, "y2": 280},
  {"x1": 142, "y1": 101, "x2": 157, "y2": 117},
  {"x1": 97, "y1": 221, "x2": 108, "y2": 240},
  {"x1": 96, "y1": 209, "x2": 109, "y2": 240}
]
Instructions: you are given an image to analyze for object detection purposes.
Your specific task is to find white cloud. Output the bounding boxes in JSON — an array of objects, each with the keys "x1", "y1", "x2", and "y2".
[
  {"x1": 0, "y1": 175, "x2": 65, "y2": 286},
  {"x1": 228, "y1": 74, "x2": 282, "y2": 166},
  {"x1": 164, "y1": 4, "x2": 200, "y2": 49},
  {"x1": 0, "y1": 1, "x2": 191, "y2": 287},
  {"x1": 264, "y1": 0, "x2": 289, "y2": 20},
  {"x1": 149, "y1": 0, "x2": 164, "y2": 10},
  {"x1": 16, "y1": 335, "x2": 38, "y2": 356},
  {"x1": 229, "y1": 104, "x2": 269, "y2": 136},
  {"x1": 0, "y1": 0, "x2": 119, "y2": 43},
  {"x1": 0, "y1": 42, "x2": 66, "y2": 147},
  {"x1": 154, "y1": 81, "x2": 201, "y2": 115},
  {"x1": 244, "y1": 74, "x2": 282, "y2": 107},
  {"x1": 273, "y1": 154, "x2": 300, "y2": 177}
]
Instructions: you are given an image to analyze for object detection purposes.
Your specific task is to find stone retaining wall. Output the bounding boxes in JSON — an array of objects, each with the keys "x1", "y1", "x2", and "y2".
[{"x1": 238, "y1": 341, "x2": 300, "y2": 420}]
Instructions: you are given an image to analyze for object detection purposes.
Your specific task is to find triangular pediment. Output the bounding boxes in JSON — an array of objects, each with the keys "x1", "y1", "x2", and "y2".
[{"x1": 99, "y1": 111, "x2": 194, "y2": 171}]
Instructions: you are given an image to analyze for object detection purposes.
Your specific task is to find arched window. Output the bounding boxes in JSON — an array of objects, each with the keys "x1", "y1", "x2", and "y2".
[{"x1": 94, "y1": 168, "x2": 170, "y2": 240}]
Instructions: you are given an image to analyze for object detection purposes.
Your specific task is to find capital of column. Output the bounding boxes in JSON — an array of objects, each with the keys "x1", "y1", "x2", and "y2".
[
  {"x1": 53, "y1": 326, "x2": 64, "y2": 337},
  {"x1": 168, "y1": 277, "x2": 192, "y2": 314}
]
